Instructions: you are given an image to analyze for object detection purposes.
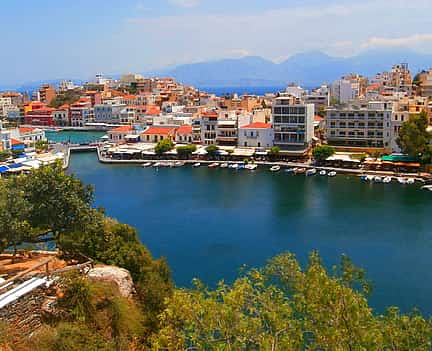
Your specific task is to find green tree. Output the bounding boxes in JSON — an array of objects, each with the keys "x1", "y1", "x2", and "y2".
[
  {"x1": 312, "y1": 145, "x2": 335, "y2": 161},
  {"x1": 35, "y1": 140, "x2": 49, "y2": 152},
  {"x1": 397, "y1": 111, "x2": 432, "y2": 161},
  {"x1": 205, "y1": 144, "x2": 219, "y2": 156},
  {"x1": 154, "y1": 139, "x2": 174, "y2": 156},
  {"x1": 152, "y1": 252, "x2": 432, "y2": 350},
  {"x1": 176, "y1": 144, "x2": 197, "y2": 159},
  {"x1": 268, "y1": 146, "x2": 280, "y2": 161},
  {"x1": 0, "y1": 150, "x2": 11, "y2": 161}
]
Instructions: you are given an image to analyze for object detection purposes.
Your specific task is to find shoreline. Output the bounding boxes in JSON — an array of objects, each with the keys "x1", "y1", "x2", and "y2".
[{"x1": 63, "y1": 146, "x2": 428, "y2": 182}]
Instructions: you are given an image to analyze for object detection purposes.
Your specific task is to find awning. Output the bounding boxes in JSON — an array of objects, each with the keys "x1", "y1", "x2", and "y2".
[
  {"x1": 0, "y1": 166, "x2": 9, "y2": 173},
  {"x1": 232, "y1": 148, "x2": 255, "y2": 157}
]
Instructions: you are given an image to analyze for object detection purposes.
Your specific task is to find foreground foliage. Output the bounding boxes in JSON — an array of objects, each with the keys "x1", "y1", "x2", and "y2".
[
  {"x1": 312, "y1": 144, "x2": 335, "y2": 161},
  {"x1": 152, "y1": 252, "x2": 432, "y2": 350}
]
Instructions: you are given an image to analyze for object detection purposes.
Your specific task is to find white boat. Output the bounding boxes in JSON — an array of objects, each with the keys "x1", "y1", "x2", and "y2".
[
  {"x1": 328, "y1": 171, "x2": 337, "y2": 177},
  {"x1": 153, "y1": 162, "x2": 161, "y2": 168},
  {"x1": 383, "y1": 176, "x2": 392, "y2": 184},
  {"x1": 366, "y1": 175, "x2": 374, "y2": 182},
  {"x1": 174, "y1": 161, "x2": 185, "y2": 167},
  {"x1": 270, "y1": 165, "x2": 281, "y2": 172},
  {"x1": 319, "y1": 170, "x2": 327, "y2": 176},
  {"x1": 407, "y1": 178, "x2": 415, "y2": 184},
  {"x1": 294, "y1": 168, "x2": 306, "y2": 175},
  {"x1": 397, "y1": 177, "x2": 408, "y2": 184},
  {"x1": 373, "y1": 176, "x2": 383, "y2": 183},
  {"x1": 193, "y1": 162, "x2": 201, "y2": 168},
  {"x1": 220, "y1": 163, "x2": 229, "y2": 168},
  {"x1": 229, "y1": 163, "x2": 239, "y2": 170},
  {"x1": 208, "y1": 162, "x2": 219, "y2": 168},
  {"x1": 306, "y1": 168, "x2": 317, "y2": 176},
  {"x1": 421, "y1": 185, "x2": 432, "y2": 191},
  {"x1": 142, "y1": 162, "x2": 152, "y2": 168},
  {"x1": 245, "y1": 164, "x2": 258, "y2": 170}
]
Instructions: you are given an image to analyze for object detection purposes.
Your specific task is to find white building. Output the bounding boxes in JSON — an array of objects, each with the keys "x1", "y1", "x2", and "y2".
[
  {"x1": 271, "y1": 95, "x2": 314, "y2": 151},
  {"x1": 238, "y1": 122, "x2": 273, "y2": 148},
  {"x1": 285, "y1": 84, "x2": 306, "y2": 99},
  {"x1": 331, "y1": 79, "x2": 358, "y2": 103},
  {"x1": 94, "y1": 104, "x2": 126, "y2": 123},
  {"x1": 325, "y1": 101, "x2": 392, "y2": 151}
]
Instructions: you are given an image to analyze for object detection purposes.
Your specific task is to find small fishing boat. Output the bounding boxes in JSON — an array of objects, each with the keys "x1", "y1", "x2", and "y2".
[
  {"x1": 285, "y1": 168, "x2": 296, "y2": 174},
  {"x1": 319, "y1": 170, "x2": 327, "y2": 176},
  {"x1": 142, "y1": 162, "x2": 152, "y2": 168},
  {"x1": 220, "y1": 163, "x2": 229, "y2": 168},
  {"x1": 360, "y1": 175, "x2": 368, "y2": 181},
  {"x1": 174, "y1": 161, "x2": 185, "y2": 167},
  {"x1": 208, "y1": 162, "x2": 219, "y2": 168},
  {"x1": 328, "y1": 171, "x2": 337, "y2": 177},
  {"x1": 397, "y1": 177, "x2": 408, "y2": 184},
  {"x1": 373, "y1": 176, "x2": 383, "y2": 183},
  {"x1": 407, "y1": 178, "x2": 415, "y2": 184},
  {"x1": 153, "y1": 162, "x2": 161, "y2": 168},
  {"x1": 421, "y1": 185, "x2": 432, "y2": 192},
  {"x1": 383, "y1": 176, "x2": 392, "y2": 184},
  {"x1": 366, "y1": 175, "x2": 374, "y2": 182},
  {"x1": 245, "y1": 164, "x2": 258, "y2": 170},
  {"x1": 294, "y1": 168, "x2": 306, "y2": 175},
  {"x1": 270, "y1": 165, "x2": 281, "y2": 172},
  {"x1": 306, "y1": 168, "x2": 317, "y2": 176},
  {"x1": 238, "y1": 164, "x2": 245, "y2": 170},
  {"x1": 229, "y1": 163, "x2": 239, "y2": 170},
  {"x1": 193, "y1": 162, "x2": 201, "y2": 168}
]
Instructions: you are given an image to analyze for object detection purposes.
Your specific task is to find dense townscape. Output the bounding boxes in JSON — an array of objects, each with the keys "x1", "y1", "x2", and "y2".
[{"x1": 1, "y1": 64, "x2": 432, "y2": 178}]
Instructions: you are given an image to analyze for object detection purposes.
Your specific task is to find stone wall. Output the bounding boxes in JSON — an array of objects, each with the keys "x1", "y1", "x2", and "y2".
[{"x1": 0, "y1": 287, "x2": 47, "y2": 336}]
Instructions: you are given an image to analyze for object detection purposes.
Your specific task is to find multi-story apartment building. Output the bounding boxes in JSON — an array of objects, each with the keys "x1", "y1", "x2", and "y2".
[
  {"x1": 24, "y1": 105, "x2": 55, "y2": 126},
  {"x1": 52, "y1": 104, "x2": 70, "y2": 126},
  {"x1": 271, "y1": 95, "x2": 314, "y2": 151},
  {"x1": 238, "y1": 122, "x2": 273, "y2": 148},
  {"x1": 38, "y1": 84, "x2": 56, "y2": 105},
  {"x1": 216, "y1": 118, "x2": 237, "y2": 146},
  {"x1": 331, "y1": 79, "x2": 357, "y2": 103},
  {"x1": 325, "y1": 101, "x2": 392, "y2": 152},
  {"x1": 94, "y1": 103, "x2": 126, "y2": 123},
  {"x1": 304, "y1": 85, "x2": 330, "y2": 111},
  {"x1": 416, "y1": 69, "x2": 432, "y2": 97},
  {"x1": 200, "y1": 112, "x2": 218, "y2": 145},
  {"x1": 70, "y1": 98, "x2": 93, "y2": 127}
]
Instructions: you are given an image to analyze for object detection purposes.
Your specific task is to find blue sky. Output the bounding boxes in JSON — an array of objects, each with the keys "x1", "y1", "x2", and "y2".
[{"x1": 1, "y1": 0, "x2": 432, "y2": 85}]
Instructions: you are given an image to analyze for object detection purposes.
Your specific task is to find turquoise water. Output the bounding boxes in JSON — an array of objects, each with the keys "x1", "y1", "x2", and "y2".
[
  {"x1": 69, "y1": 152, "x2": 432, "y2": 315},
  {"x1": 46, "y1": 131, "x2": 106, "y2": 144}
]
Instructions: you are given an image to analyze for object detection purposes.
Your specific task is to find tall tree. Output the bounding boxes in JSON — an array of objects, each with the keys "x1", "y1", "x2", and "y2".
[{"x1": 397, "y1": 111, "x2": 432, "y2": 160}]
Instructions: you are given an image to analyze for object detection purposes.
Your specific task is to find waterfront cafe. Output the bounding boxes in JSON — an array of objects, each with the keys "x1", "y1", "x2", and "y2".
[
  {"x1": 323, "y1": 153, "x2": 361, "y2": 168},
  {"x1": 364, "y1": 155, "x2": 421, "y2": 172}
]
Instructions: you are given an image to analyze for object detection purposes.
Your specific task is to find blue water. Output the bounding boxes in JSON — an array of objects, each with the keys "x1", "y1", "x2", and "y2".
[
  {"x1": 46, "y1": 131, "x2": 105, "y2": 144},
  {"x1": 69, "y1": 152, "x2": 432, "y2": 315}
]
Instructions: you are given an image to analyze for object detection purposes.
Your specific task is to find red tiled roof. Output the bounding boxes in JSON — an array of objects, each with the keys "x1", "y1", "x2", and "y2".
[
  {"x1": 19, "y1": 127, "x2": 35, "y2": 134},
  {"x1": 314, "y1": 115, "x2": 324, "y2": 122},
  {"x1": 11, "y1": 138, "x2": 24, "y2": 146},
  {"x1": 240, "y1": 122, "x2": 272, "y2": 129},
  {"x1": 109, "y1": 125, "x2": 134, "y2": 133},
  {"x1": 142, "y1": 126, "x2": 176, "y2": 135},
  {"x1": 176, "y1": 124, "x2": 192, "y2": 134}
]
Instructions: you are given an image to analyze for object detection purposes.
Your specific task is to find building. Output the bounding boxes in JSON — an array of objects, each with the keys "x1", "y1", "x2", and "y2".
[
  {"x1": 175, "y1": 124, "x2": 193, "y2": 143},
  {"x1": 38, "y1": 84, "x2": 56, "y2": 105},
  {"x1": 416, "y1": 69, "x2": 432, "y2": 97},
  {"x1": 70, "y1": 98, "x2": 93, "y2": 127},
  {"x1": 238, "y1": 122, "x2": 273, "y2": 148},
  {"x1": 200, "y1": 112, "x2": 218, "y2": 145},
  {"x1": 141, "y1": 126, "x2": 176, "y2": 143},
  {"x1": 52, "y1": 104, "x2": 70, "y2": 126},
  {"x1": 10, "y1": 127, "x2": 46, "y2": 145},
  {"x1": 24, "y1": 106, "x2": 55, "y2": 126},
  {"x1": 325, "y1": 101, "x2": 392, "y2": 152},
  {"x1": 94, "y1": 103, "x2": 126, "y2": 123},
  {"x1": 108, "y1": 125, "x2": 139, "y2": 142},
  {"x1": 304, "y1": 85, "x2": 330, "y2": 111},
  {"x1": 271, "y1": 95, "x2": 314, "y2": 151},
  {"x1": 331, "y1": 79, "x2": 358, "y2": 103},
  {"x1": 216, "y1": 118, "x2": 237, "y2": 146}
]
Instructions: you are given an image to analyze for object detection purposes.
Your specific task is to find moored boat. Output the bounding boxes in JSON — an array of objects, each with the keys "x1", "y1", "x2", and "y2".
[
  {"x1": 153, "y1": 162, "x2": 161, "y2": 168},
  {"x1": 285, "y1": 168, "x2": 296, "y2": 174},
  {"x1": 192, "y1": 162, "x2": 201, "y2": 168},
  {"x1": 306, "y1": 168, "x2": 317, "y2": 176},
  {"x1": 374, "y1": 176, "x2": 383, "y2": 183},
  {"x1": 174, "y1": 161, "x2": 185, "y2": 167},
  {"x1": 208, "y1": 162, "x2": 219, "y2": 168},
  {"x1": 220, "y1": 163, "x2": 229, "y2": 168},
  {"x1": 397, "y1": 177, "x2": 408, "y2": 184},
  {"x1": 270, "y1": 165, "x2": 281, "y2": 172},
  {"x1": 229, "y1": 163, "x2": 239, "y2": 170},
  {"x1": 142, "y1": 162, "x2": 152, "y2": 168},
  {"x1": 294, "y1": 168, "x2": 306, "y2": 175},
  {"x1": 383, "y1": 176, "x2": 392, "y2": 184},
  {"x1": 319, "y1": 170, "x2": 327, "y2": 176},
  {"x1": 407, "y1": 178, "x2": 415, "y2": 184},
  {"x1": 328, "y1": 171, "x2": 337, "y2": 177},
  {"x1": 421, "y1": 185, "x2": 432, "y2": 192},
  {"x1": 245, "y1": 164, "x2": 258, "y2": 170}
]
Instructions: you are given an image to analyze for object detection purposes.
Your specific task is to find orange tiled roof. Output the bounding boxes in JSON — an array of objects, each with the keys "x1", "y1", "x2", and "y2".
[
  {"x1": 109, "y1": 125, "x2": 135, "y2": 133},
  {"x1": 19, "y1": 127, "x2": 35, "y2": 134},
  {"x1": 314, "y1": 115, "x2": 324, "y2": 122},
  {"x1": 240, "y1": 122, "x2": 272, "y2": 129},
  {"x1": 176, "y1": 124, "x2": 192, "y2": 134},
  {"x1": 11, "y1": 138, "x2": 24, "y2": 146},
  {"x1": 142, "y1": 126, "x2": 176, "y2": 135}
]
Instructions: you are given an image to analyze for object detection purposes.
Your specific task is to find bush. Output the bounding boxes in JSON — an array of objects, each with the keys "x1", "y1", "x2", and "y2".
[
  {"x1": 312, "y1": 145, "x2": 335, "y2": 161},
  {"x1": 176, "y1": 144, "x2": 196, "y2": 158},
  {"x1": 205, "y1": 144, "x2": 219, "y2": 156},
  {"x1": 154, "y1": 139, "x2": 174, "y2": 156}
]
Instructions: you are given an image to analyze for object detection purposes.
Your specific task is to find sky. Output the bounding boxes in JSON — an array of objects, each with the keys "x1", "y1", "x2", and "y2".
[{"x1": 1, "y1": 0, "x2": 432, "y2": 85}]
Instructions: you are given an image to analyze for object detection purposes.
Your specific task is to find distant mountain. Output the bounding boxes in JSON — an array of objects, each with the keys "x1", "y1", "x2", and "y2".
[{"x1": 152, "y1": 49, "x2": 432, "y2": 88}]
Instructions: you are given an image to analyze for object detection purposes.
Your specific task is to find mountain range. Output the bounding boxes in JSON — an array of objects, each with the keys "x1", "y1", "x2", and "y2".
[{"x1": 152, "y1": 49, "x2": 432, "y2": 88}]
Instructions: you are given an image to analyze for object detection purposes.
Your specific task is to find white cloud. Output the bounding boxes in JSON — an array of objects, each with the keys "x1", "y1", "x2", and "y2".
[
  {"x1": 168, "y1": 0, "x2": 200, "y2": 7},
  {"x1": 362, "y1": 34, "x2": 432, "y2": 49}
]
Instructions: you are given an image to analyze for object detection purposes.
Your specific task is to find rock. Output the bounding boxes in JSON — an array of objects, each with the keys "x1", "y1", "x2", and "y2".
[{"x1": 88, "y1": 266, "x2": 134, "y2": 298}]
